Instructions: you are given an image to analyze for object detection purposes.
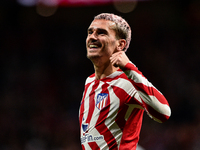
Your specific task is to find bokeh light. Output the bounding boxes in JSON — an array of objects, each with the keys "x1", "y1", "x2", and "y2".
[
  {"x1": 113, "y1": 0, "x2": 138, "y2": 13},
  {"x1": 36, "y1": 3, "x2": 58, "y2": 17},
  {"x1": 17, "y1": 0, "x2": 37, "y2": 6}
]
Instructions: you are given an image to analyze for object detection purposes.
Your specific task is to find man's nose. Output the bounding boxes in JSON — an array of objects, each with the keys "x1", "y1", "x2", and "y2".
[{"x1": 89, "y1": 32, "x2": 98, "y2": 40}]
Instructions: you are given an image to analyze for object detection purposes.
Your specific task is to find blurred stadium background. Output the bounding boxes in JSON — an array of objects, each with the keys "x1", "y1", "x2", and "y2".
[{"x1": 0, "y1": 0, "x2": 200, "y2": 149}]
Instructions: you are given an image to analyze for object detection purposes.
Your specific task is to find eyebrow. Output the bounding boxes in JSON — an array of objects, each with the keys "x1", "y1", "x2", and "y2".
[{"x1": 88, "y1": 27, "x2": 108, "y2": 34}]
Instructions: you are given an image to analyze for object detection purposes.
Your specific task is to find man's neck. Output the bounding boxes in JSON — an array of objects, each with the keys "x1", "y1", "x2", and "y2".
[{"x1": 94, "y1": 63, "x2": 119, "y2": 80}]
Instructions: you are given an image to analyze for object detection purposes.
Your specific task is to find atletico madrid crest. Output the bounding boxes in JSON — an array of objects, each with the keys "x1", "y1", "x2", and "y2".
[{"x1": 96, "y1": 93, "x2": 108, "y2": 110}]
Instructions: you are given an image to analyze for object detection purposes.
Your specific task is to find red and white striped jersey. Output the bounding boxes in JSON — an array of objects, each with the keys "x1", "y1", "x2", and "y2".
[{"x1": 79, "y1": 62, "x2": 171, "y2": 150}]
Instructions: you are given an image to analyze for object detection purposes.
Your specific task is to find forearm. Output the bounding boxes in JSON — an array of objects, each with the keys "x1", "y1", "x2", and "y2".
[{"x1": 123, "y1": 62, "x2": 171, "y2": 123}]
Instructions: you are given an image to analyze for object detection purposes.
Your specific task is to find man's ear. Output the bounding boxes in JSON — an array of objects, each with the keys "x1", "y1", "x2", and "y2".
[{"x1": 117, "y1": 39, "x2": 126, "y2": 51}]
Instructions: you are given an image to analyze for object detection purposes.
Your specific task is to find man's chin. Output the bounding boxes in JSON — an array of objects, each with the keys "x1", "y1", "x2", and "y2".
[{"x1": 87, "y1": 53, "x2": 100, "y2": 60}]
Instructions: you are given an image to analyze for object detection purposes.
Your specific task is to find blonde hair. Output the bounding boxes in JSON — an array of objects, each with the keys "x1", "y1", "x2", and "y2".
[{"x1": 94, "y1": 13, "x2": 131, "y2": 52}]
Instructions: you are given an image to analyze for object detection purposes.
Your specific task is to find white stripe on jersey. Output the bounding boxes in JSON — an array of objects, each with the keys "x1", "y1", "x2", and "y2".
[
  {"x1": 85, "y1": 76, "x2": 95, "y2": 85},
  {"x1": 107, "y1": 77, "x2": 137, "y2": 98},
  {"x1": 81, "y1": 81, "x2": 94, "y2": 134},
  {"x1": 89, "y1": 128, "x2": 108, "y2": 149},
  {"x1": 134, "y1": 92, "x2": 143, "y2": 104},
  {"x1": 138, "y1": 91, "x2": 171, "y2": 116},
  {"x1": 104, "y1": 85, "x2": 122, "y2": 148},
  {"x1": 88, "y1": 81, "x2": 104, "y2": 131},
  {"x1": 83, "y1": 143, "x2": 92, "y2": 150},
  {"x1": 107, "y1": 70, "x2": 123, "y2": 78},
  {"x1": 124, "y1": 70, "x2": 163, "y2": 95}
]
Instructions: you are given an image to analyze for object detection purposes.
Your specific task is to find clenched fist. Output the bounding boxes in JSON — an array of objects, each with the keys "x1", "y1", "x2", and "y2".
[{"x1": 110, "y1": 51, "x2": 130, "y2": 69}]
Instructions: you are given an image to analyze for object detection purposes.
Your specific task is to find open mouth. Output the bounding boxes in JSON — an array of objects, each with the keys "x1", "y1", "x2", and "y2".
[
  {"x1": 89, "y1": 44, "x2": 99, "y2": 48},
  {"x1": 88, "y1": 42, "x2": 102, "y2": 49}
]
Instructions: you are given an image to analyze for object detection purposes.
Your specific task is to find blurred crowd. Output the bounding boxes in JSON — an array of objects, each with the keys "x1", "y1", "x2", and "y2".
[{"x1": 0, "y1": 0, "x2": 200, "y2": 150}]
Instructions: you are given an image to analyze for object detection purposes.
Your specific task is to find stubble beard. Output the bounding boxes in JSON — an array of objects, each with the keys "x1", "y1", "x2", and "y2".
[{"x1": 87, "y1": 53, "x2": 102, "y2": 66}]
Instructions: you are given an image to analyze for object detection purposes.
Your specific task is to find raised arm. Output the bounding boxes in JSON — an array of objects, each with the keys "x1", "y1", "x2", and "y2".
[{"x1": 110, "y1": 51, "x2": 171, "y2": 123}]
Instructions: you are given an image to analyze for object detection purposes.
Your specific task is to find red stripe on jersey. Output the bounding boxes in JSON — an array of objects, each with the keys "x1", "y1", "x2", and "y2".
[
  {"x1": 112, "y1": 84, "x2": 143, "y2": 131},
  {"x1": 123, "y1": 63, "x2": 145, "y2": 78},
  {"x1": 95, "y1": 83, "x2": 118, "y2": 150},
  {"x1": 101, "y1": 70, "x2": 125, "y2": 83},
  {"x1": 112, "y1": 85, "x2": 130, "y2": 131},
  {"x1": 79, "y1": 83, "x2": 91, "y2": 128},
  {"x1": 89, "y1": 73, "x2": 95, "y2": 78},
  {"x1": 119, "y1": 108, "x2": 144, "y2": 150},
  {"x1": 134, "y1": 82, "x2": 169, "y2": 105},
  {"x1": 101, "y1": 99, "x2": 104, "y2": 108},
  {"x1": 88, "y1": 142, "x2": 100, "y2": 150},
  {"x1": 115, "y1": 104, "x2": 129, "y2": 131},
  {"x1": 86, "y1": 80, "x2": 99, "y2": 124},
  {"x1": 81, "y1": 145, "x2": 85, "y2": 150}
]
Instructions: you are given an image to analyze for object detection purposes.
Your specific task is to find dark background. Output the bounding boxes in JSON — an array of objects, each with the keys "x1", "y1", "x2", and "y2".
[{"x1": 0, "y1": 0, "x2": 200, "y2": 149}]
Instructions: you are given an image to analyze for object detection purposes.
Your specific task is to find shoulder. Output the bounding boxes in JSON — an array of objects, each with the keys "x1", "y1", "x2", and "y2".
[
  {"x1": 108, "y1": 70, "x2": 134, "y2": 88},
  {"x1": 108, "y1": 70, "x2": 137, "y2": 97},
  {"x1": 85, "y1": 73, "x2": 95, "y2": 85}
]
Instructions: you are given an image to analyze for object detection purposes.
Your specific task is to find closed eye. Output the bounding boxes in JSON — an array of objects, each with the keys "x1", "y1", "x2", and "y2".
[
  {"x1": 88, "y1": 29, "x2": 93, "y2": 35},
  {"x1": 97, "y1": 29, "x2": 107, "y2": 35},
  {"x1": 87, "y1": 28, "x2": 108, "y2": 36}
]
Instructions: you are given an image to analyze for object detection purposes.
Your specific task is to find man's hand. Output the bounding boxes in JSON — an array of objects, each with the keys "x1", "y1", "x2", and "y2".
[{"x1": 110, "y1": 51, "x2": 130, "y2": 69}]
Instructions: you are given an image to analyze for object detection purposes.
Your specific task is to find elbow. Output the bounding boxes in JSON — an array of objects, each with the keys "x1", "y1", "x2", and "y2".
[
  {"x1": 160, "y1": 114, "x2": 170, "y2": 123},
  {"x1": 152, "y1": 114, "x2": 170, "y2": 123},
  {"x1": 150, "y1": 106, "x2": 171, "y2": 123},
  {"x1": 158, "y1": 107, "x2": 171, "y2": 123}
]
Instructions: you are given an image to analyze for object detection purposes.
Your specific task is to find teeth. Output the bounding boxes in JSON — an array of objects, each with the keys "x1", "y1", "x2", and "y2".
[{"x1": 89, "y1": 44, "x2": 98, "y2": 48}]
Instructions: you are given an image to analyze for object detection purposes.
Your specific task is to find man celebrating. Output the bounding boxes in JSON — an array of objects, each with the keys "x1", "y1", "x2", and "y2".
[{"x1": 79, "y1": 13, "x2": 171, "y2": 150}]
